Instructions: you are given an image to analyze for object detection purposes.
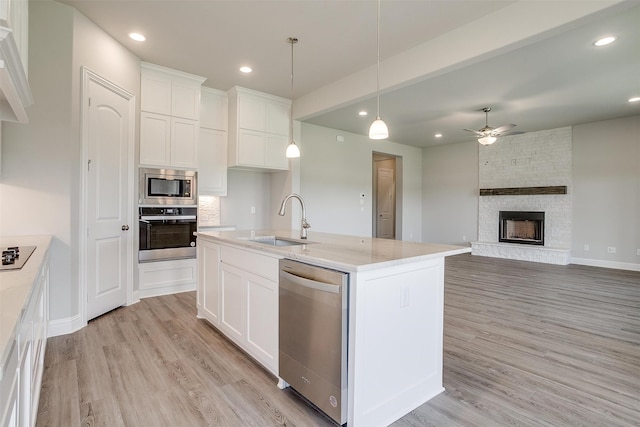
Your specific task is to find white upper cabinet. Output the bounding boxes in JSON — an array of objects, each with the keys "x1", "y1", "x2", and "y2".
[
  {"x1": 199, "y1": 87, "x2": 228, "y2": 196},
  {"x1": 139, "y1": 62, "x2": 206, "y2": 169},
  {"x1": 0, "y1": 0, "x2": 33, "y2": 123},
  {"x1": 200, "y1": 87, "x2": 228, "y2": 131},
  {"x1": 227, "y1": 86, "x2": 290, "y2": 171}
]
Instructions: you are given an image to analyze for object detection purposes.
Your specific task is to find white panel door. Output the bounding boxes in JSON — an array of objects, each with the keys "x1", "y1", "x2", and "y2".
[
  {"x1": 376, "y1": 167, "x2": 395, "y2": 239},
  {"x1": 86, "y1": 73, "x2": 133, "y2": 321},
  {"x1": 238, "y1": 129, "x2": 265, "y2": 166},
  {"x1": 265, "y1": 133, "x2": 288, "y2": 170}
]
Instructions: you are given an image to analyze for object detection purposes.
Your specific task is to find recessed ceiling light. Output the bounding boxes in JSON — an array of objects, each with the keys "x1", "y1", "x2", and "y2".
[
  {"x1": 434, "y1": 133, "x2": 442, "y2": 138},
  {"x1": 358, "y1": 111, "x2": 368, "y2": 116},
  {"x1": 628, "y1": 96, "x2": 640, "y2": 103},
  {"x1": 593, "y1": 36, "x2": 616, "y2": 47},
  {"x1": 128, "y1": 32, "x2": 145, "y2": 42},
  {"x1": 240, "y1": 66, "x2": 252, "y2": 73}
]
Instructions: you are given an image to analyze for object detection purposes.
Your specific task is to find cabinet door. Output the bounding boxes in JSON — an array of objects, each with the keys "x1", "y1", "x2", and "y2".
[
  {"x1": 171, "y1": 77, "x2": 201, "y2": 120},
  {"x1": 266, "y1": 101, "x2": 290, "y2": 136},
  {"x1": 141, "y1": 69, "x2": 172, "y2": 115},
  {"x1": 238, "y1": 94, "x2": 265, "y2": 131},
  {"x1": 198, "y1": 128, "x2": 227, "y2": 196},
  {"x1": 198, "y1": 241, "x2": 220, "y2": 324},
  {"x1": 238, "y1": 129, "x2": 265, "y2": 167},
  {"x1": 170, "y1": 117, "x2": 198, "y2": 168},
  {"x1": 219, "y1": 263, "x2": 246, "y2": 345},
  {"x1": 246, "y1": 273, "x2": 279, "y2": 374},
  {"x1": 201, "y1": 89, "x2": 228, "y2": 131},
  {"x1": 140, "y1": 112, "x2": 171, "y2": 166},
  {"x1": 265, "y1": 133, "x2": 289, "y2": 170}
]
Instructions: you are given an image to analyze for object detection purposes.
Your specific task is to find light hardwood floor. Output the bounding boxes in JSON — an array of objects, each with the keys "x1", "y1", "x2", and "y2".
[{"x1": 36, "y1": 254, "x2": 640, "y2": 426}]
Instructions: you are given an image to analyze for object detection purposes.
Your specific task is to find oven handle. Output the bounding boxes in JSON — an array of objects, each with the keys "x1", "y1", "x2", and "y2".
[{"x1": 140, "y1": 215, "x2": 197, "y2": 221}]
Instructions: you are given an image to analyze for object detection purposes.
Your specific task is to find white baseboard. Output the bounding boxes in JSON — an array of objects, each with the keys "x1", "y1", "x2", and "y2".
[
  {"x1": 138, "y1": 282, "x2": 196, "y2": 299},
  {"x1": 47, "y1": 314, "x2": 84, "y2": 338},
  {"x1": 570, "y1": 257, "x2": 640, "y2": 272}
]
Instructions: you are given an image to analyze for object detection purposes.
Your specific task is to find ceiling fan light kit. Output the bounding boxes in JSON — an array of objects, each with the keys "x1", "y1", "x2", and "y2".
[
  {"x1": 369, "y1": 0, "x2": 388, "y2": 140},
  {"x1": 464, "y1": 107, "x2": 517, "y2": 145},
  {"x1": 286, "y1": 36, "x2": 300, "y2": 158}
]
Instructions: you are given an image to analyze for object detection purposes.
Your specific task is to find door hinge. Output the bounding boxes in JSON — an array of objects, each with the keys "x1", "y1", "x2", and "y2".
[
  {"x1": 88, "y1": 97, "x2": 91, "y2": 107},
  {"x1": 88, "y1": 159, "x2": 92, "y2": 171}
]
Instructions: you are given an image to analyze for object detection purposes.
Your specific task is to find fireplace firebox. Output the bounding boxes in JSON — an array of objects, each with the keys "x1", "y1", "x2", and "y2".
[{"x1": 499, "y1": 211, "x2": 544, "y2": 245}]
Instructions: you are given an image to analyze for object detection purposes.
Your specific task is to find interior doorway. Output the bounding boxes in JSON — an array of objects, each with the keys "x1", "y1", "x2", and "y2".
[{"x1": 373, "y1": 153, "x2": 400, "y2": 239}]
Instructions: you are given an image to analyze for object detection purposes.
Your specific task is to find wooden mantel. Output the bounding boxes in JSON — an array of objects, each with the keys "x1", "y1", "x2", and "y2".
[{"x1": 479, "y1": 186, "x2": 567, "y2": 196}]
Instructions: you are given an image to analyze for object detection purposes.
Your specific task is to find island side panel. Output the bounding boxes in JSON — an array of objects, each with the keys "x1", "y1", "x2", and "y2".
[{"x1": 348, "y1": 257, "x2": 445, "y2": 427}]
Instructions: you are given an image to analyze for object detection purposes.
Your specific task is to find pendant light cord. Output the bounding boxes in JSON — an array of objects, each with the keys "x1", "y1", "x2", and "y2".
[
  {"x1": 288, "y1": 37, "x2": 298, "y2": 142},
  {"x1": 376, "y1": 0, "x2": 381, "y2": 119}
]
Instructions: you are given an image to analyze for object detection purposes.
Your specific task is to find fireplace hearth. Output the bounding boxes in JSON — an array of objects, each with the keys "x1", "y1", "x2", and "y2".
[{"x1": 499, "y1": 211, "x2": 544, "y2": 245}]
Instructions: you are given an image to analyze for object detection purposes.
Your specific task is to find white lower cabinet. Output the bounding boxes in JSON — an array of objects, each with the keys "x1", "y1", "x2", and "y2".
[
  {"x1": 197, "y1": 241, "x2": 280, "y2": 375},
  {"x1": 138, "y1": 258, "x2": 197, "y2": 299},
  {"x1": 1, "y1": 250, "x2": 49, "y2": 427},
  {"x1": 197, "y1": 240, "x2": 220, "y2": 324}
]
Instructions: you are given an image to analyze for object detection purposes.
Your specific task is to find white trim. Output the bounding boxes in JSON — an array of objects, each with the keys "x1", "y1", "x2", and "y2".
[
  {"x1": 79, "y1": 67, "x2": 136, "y2": 326},
  {"x1": 47, "y1": 314, "x2": 83, "y2": 338},
  {"x1": 571, "y1": 257, "x2": 640, "y2": 272}
]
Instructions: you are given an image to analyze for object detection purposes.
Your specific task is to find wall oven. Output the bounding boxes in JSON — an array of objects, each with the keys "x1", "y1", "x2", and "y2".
[
  {"x1": 139, "y1": 168, "x2": 197, "y2": 206},
  {"x1": 139, "y1": 207, "x2": 197, "y2": 262}
]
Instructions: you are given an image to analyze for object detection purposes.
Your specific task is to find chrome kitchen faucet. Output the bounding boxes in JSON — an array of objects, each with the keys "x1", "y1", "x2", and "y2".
[{"x1": 278, "y1": 193, "x2": 310, "y2": 239}]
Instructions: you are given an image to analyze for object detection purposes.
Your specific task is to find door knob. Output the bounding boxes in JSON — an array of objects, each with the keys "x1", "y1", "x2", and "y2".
[{"x1": 122, "y1": 225, "x2": 130, "y2": 231}]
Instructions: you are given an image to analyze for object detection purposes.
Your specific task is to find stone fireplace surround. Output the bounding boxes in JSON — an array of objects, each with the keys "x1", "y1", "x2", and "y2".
[{"x1": 471, "y1": 127, "x2": 572, "y2": 265}]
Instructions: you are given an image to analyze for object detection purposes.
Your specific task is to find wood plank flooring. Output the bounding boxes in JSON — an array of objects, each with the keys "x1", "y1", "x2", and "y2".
[{"x1": 36, "y1": 254, "x2": 640, "y2": 426}]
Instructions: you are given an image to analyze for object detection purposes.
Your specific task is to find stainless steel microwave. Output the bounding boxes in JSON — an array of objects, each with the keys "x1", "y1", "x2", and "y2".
[{"x1": 139, "y1": 168, "x2": 197, "y2": 206}]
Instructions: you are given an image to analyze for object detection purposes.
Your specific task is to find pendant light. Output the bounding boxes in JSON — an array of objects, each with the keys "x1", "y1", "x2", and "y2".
[
  {"x1": 285, "y1": 37, "x2": 301, "y2": 158},
  {"x1": 369, "y1": 0, "x2": 388, "y2": 140}
]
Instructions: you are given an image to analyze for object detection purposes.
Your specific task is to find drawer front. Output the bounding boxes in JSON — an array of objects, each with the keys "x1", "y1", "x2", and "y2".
[{"x1": 220, "y1": 245, "x2": 279, "y2": 282}]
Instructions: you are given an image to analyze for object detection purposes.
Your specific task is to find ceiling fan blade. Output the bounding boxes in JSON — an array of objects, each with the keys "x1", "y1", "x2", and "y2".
[
  {"x1": 462, "y1": 128, "x2": 483, "y2": 136},
  {"x1": 502, "y1": 130, "x2": 526, "y2": 136},
  {"x1": 492, "y1": 123, "x2": 516, "y2": 134}
]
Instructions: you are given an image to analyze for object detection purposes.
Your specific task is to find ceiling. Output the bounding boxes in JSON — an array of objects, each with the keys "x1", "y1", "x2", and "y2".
[{"x1": 57, "y1": 0, "x2": 640, "y2": 148}]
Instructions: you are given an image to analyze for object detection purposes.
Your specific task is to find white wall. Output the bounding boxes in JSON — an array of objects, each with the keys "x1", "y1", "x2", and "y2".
[
  {"x1": 0, "y1": 1, "x2": 140, "y2": 323},
  {"x1": 220, "y1": 169, "x2": 272, "y2": 230},
  {"x1": 422, "y1": 141, "x2": 478, "y2": 245},
  {"x1": 572, "y1": 115, "x2": 640, "y2": 266},
  {"x1": 300, "y1": 123, "x2": 422, "y2": 240},
  {"x1": 0, "y1": 1, "x2": 74, "y2": 320}
]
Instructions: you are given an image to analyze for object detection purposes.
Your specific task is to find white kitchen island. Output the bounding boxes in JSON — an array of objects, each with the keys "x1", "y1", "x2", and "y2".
[{"x1": 196, "y1": 229, "x2": 469, "y2": 427}]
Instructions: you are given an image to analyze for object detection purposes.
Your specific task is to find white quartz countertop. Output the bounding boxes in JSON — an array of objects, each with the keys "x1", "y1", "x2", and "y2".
[
  {"x1": 0, "y1": 235, "x2": 51, "y2": 368},
  {"x1": 197, "y1": 229, "x2": 470, "y2": 272}
]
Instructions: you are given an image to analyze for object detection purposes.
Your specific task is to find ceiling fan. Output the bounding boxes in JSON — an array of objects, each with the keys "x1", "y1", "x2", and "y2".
[{"x1": 463, "y1": 107, "x2": 517, "y2": 145}]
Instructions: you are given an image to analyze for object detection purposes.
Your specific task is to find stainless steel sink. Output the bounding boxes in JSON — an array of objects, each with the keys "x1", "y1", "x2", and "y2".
[{"x1": 241, "y1": 236, "x2": 311, "y2": 247}]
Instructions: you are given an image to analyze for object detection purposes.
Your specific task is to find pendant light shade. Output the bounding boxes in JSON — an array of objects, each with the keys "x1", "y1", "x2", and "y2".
[
  {"x1": 369, "y1": 0, "x2": 388, "y2": 140},
  {"x1": 286, "y1": 37, "x2": 300, "y2": 158},
  {"x1": 369, "y1": 117, "x2": 389, "y2": 140}
]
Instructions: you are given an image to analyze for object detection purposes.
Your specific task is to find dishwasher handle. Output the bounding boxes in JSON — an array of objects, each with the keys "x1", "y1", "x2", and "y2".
[{"x1": 280, "y1": 270, "x2": 341, "y2": 294}]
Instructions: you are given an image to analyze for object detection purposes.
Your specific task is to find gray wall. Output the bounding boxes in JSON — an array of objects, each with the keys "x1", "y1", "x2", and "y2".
[
  {"x1": 422, "y1": 141, "x2": 478, "y2": 245},
  {"x1": 572, "y1": 115, "x2": 640, "y2": 265},
  {"x1": 300, "y1": 122, "x2": 423, "y2": 240},
  {"x1": 0, "y1": 1, "x2": 140, "y2": 322},
  {"x1": 220, "y1": 169, "x2": 272, "y2": 230}
]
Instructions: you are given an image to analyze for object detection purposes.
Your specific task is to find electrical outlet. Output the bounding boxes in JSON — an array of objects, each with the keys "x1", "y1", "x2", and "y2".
[
  {"x1": 462, "y1": 235, "x2": 467, "y2": 242},
  {"x1": 607, "y1": 247, "x2": 616, "y2": 254},
  {"x1": 250, "y1": 206, "x2": 256, "y2": 214},
  {"x1": 637, "y1": 249, "x2": 640, "y2": 256},
  {"x1": 583, "y1": 244, "x2": 590, "y2": 251}
]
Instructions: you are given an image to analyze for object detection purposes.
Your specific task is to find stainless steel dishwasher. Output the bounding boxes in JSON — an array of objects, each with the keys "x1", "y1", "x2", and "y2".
[{"x1": 279, "y1": 259, "x2": 348, "y2": 425}]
